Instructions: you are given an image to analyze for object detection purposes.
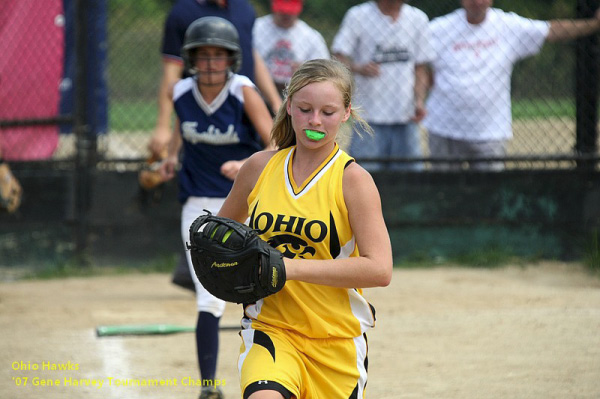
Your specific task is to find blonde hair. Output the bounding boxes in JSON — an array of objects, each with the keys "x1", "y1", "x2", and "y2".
[{"x1": 271, "y1": 58, "x2": 373, "y2": 149}]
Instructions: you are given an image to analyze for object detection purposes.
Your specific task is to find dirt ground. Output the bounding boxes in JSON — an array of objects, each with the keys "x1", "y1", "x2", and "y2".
[{"x1": 1, "y1": 262, "x2": 599, "y2": 399}]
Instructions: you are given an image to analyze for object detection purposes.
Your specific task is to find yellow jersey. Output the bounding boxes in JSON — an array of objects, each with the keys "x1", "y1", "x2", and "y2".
[{"x1": 245, "y1": 143, "x2": 376, "y2": 339}]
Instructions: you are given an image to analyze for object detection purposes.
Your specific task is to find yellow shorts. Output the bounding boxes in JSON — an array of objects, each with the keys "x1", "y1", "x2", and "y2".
[{"x1": 238, "y1": 322, "x2": 368, "y2": 399}]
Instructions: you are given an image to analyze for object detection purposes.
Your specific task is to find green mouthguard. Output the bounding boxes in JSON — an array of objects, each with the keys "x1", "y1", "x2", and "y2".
[{"x1": 305, "y1": 129, "x2": 325, "y2": 141}]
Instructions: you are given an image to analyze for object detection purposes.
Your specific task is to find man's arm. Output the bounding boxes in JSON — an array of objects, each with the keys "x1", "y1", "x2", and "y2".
[
  {"x1": 333, "y1": 53, "x2": 380, "y2": 77},
  {"x1": 547, "y1": 8, "x2": 600, "y2": 42},
  {"x1": 149, "y1": 59, "x2": 183, "y2": 158},
  {"x1": 413, "y1": 63, "x2": 431, "y2": 122},
  {"x1": 253, "y1": 50, "x2": 282, "y2": 114}
]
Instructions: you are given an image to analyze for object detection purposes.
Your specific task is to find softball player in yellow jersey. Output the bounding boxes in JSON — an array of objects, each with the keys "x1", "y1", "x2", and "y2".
[{"x1": 218, "y1": 59, "x2": 393, "y2": 399}]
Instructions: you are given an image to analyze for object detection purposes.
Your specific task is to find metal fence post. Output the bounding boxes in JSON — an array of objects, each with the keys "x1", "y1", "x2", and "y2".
[
  {"x1": 73, "y1": 0, "x2": 94, "y2": 265},
  {"x1": 575, "y1": 0, "x2": 600, "y2": 169}
]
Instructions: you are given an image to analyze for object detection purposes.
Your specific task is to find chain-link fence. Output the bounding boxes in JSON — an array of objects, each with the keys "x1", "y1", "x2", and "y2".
[
  {"x1": 1, "y1": 0, "x2": 598, "y2": 170},
  {"x1": 1, "y1": 0, "x2": 599, "y2": 267}
]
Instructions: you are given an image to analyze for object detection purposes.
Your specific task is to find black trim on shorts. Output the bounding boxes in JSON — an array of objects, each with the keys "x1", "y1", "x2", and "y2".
[
  {"x1": 253, "y1": 330, "x2": 276, "y2": 362},
  {"x1": 244, "y1": 380, "x2": 292, "y2": 399},
  {"x1": 349, "y1": 383, "x2": 359, "y2": 399},
  {"x1": 364, "y1": 332, "x2": 369, "y2": 372}
]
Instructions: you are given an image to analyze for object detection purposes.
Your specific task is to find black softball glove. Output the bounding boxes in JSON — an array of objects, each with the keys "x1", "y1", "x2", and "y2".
[{"x1": 187, "y1": 211, "x2": 286, "y2": 304}]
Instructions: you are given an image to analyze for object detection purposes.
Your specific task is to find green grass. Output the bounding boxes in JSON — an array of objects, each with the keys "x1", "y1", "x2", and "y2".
[
  {"x1": 512, "y1": 98, "x2": 579, "y2": 120},
  {"x1": 3, "y1": 253, "x2": 178, "y2": 281},
  {"x1": 584, "y1": 230, "x2": 600, "y2": 275},
  {"x1": 109, "y1": 100, "x2": 158, "y2": 132},
  {"x1": 394, "y1": 247, "x2": 542, "y2": 269}
]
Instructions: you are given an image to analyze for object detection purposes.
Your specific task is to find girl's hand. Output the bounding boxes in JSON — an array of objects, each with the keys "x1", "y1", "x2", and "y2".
[
  {"x1": 158, "y1": 156, "x2": 178, "y2": 181},
  {"x1": 220, "y1": 159, "x2": 244, "y2": 181}
]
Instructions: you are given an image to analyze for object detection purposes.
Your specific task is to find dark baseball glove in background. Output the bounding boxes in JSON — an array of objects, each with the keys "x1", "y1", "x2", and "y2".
[
  {"x1": 0, "y1": 162, "x2": 22, "y2": 213},
  {"x1": 187, "y1": 212, "x2": 286, "y2": 304}
]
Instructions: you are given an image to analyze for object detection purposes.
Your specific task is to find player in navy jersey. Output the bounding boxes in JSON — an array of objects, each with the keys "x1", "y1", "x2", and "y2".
[
  {"x1": 159, "y1": 17, "x2": 273, "y2": 399},
  {"x1": 151, "y1": 0, "x2": 281, "y2": 306},
  {"x1": 150, "y1": 0, "x2": 281, "y2": 158}
]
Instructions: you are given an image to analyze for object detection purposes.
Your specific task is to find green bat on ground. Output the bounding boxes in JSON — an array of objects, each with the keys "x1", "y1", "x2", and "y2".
[{"x1": 96, "y1": 323, "x2": 239, "y2": 337}]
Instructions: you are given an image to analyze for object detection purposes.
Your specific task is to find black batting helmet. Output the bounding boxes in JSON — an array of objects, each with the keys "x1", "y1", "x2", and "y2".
[{"x1": 182, "y1": 16, "x2": 242, "y2": 75}]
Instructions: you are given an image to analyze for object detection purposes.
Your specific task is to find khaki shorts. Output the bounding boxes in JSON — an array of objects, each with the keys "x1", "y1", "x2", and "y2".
[
  {"x1": 239, "y1": 322, "x2": 368, "y2": 399},
  {"x1": 428, "y1": 133, "x2": 507, "y2": 171}
]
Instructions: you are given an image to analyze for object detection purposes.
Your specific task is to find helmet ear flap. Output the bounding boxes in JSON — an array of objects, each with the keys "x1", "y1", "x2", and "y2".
[
  {"x1": 182, "y1": 48, "x2": 197, "y2": 76},
  {"x1": 230, "y1": 49, "x2": 242, "y2": 74}
]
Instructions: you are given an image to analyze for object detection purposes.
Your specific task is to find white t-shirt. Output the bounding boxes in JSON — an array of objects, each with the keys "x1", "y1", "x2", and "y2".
[
  {"x1": 423, "y1": 8, "x2": 550, "y2": 141},
  {"x1": 253, "y1": 15, "x2": 330, "y2": 86},
  {"x1": 331, "y1": 1, "x2": 433, "y2": 124}
]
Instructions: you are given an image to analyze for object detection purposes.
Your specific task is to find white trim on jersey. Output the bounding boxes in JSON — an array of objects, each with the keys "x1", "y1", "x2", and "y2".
[
  {"x1": 336, "y1": 236, "x2": 356, "y2": 260},
  {"x1": 353, "y1": 334, "x2": 369, "y2": 398},
  {"x1": 173, "y1": 78, "x2": 193, "y2": 102},
  {"x1": 192, "y1": 76, "x2": 234, "y2": 116},
  {"x1": 174, "y1": 73, "x2": 253, "y2": 116},
  {"x1": 283, "y1": 146, "x2": 342, "y2": 200},
  {"x1": 348, "y1": 289, "x2": 376, "y2": 334},
  {"x1": 243, "y1": 299, "x2": 264, "y2": 321},
  {"x1": 238, "y1": 328, "x2": 255, "y2": 374}
]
